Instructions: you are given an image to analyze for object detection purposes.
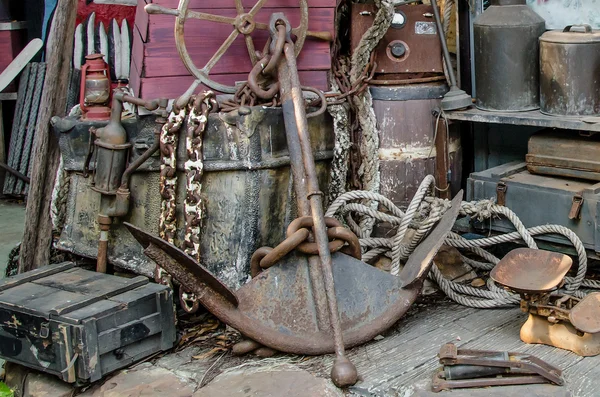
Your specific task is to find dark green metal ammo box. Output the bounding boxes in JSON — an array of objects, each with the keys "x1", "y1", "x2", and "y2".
[{"x1": 0, "y1": 262, "x2": 175, "y2": 384}]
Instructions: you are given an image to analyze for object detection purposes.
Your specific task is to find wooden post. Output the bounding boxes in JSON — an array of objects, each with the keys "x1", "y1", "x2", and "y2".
[
  {"x1": 18, "y1": 0, "x2": 77, "y2": 272},
  {"x1": 434, "y1": 116, "x2": 451, "y2": 200}
]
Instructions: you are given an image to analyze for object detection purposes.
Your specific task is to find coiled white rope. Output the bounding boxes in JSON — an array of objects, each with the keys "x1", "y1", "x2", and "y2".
[{"x1": 326, "y1": 175, "x2": 599, "y2": 308}]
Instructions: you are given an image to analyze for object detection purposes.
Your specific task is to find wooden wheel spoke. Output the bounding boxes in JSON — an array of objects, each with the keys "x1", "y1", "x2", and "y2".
[
  {"x1": 234, "y1": 0, "x2": 244, "y2": 13},
  {"x1": 187, "y1": 10, "x2": 238, "y2": 26},
  {"x1": 245, "y1": 35, "x2": 258, "y2": 65},
  {"x1": 248, "y1": 0, "x2": 267, "y2": 17},
  {"x1": 203, "y1": 29, "x2": 240, "y2": 73},
  {"x1": 147, "y1": 0, "x2": 310, "y2": 93}
]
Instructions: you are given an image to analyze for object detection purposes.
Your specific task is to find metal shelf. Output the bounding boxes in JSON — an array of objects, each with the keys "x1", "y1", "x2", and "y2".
[{"x1": 444, "y1": 107, "x2": 600, "y2": 133}]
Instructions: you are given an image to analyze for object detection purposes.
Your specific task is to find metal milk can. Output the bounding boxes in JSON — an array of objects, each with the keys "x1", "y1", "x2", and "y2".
[
  {"x1": 473, "y1": 0, "x2": 545, "y2": 111},
  {"x1": 540, "y1": 25, "x2": 600, "y2": 116}
]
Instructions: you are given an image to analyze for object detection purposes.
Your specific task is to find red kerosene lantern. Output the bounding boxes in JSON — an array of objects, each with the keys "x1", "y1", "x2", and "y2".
[{"x1": 80, "y1": 54, "x2": 112, "y2": 120}]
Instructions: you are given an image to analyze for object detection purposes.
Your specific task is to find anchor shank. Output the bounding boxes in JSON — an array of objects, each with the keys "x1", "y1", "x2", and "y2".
[
  {"x1": 278, "y1": 40, "x2": 357, "y2": 386},
  {"x1": 277, "y1": 47, "x2": 330, "y2": 335}
]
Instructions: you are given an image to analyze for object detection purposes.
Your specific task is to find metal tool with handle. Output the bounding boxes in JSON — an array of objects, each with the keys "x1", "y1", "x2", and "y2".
[{"x1": 432, "y1": 343, "x2": 564, "y2": 392}]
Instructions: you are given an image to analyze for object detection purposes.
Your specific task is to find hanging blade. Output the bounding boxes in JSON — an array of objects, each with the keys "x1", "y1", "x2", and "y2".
[
  {"x1": 109, "y1": 19, "x2": 122, "y2": 81},
  {"x1": 120, "y1": 19, "x2": 131, "y2": 80},
  {"x1": 73, "y1": 24, "x2": 84, "y2": 69},
  {"x1": 86, "y1": 12, "x2": 96, "y2": 56}
]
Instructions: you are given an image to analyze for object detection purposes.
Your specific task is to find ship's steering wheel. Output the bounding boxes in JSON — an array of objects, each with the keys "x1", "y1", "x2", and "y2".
[{"x1": 146, "y1": 0, "x2": 328, "y2": 97}]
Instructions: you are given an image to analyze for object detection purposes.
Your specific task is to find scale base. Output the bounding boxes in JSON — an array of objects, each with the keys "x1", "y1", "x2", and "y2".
[{"x1": 521, "y1": 313, "x2": 600, "y2": 357}]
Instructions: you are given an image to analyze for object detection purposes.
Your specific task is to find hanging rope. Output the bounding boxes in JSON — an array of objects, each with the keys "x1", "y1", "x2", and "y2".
[
  {"x1": 327, "y1": 64, "x2": 353, "y2": 205},
  {"x1": 326, "y1": 175, "x2": 600, "y2": 308},
  {"x1": 50, "y1": 156, "x2": 71, "y2": 234}
]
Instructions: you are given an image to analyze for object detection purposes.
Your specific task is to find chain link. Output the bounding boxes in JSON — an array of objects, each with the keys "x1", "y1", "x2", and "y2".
[
  {"x1": 157, "y1": 94, "x2": 217, "y2": 314},
  {"x1": 183, "y1": 92, "x2": 217, "y2": 262},
  {"x1": 157, "y1": 107, "x2": 187, "y2": 287}
]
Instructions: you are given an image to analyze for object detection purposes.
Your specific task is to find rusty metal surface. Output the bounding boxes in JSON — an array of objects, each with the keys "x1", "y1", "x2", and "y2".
[
  {"x1": 490, "y1": 248, "x2": 572, "y2": 293},
  {"x1": 125, "y1": 189, "x2": 461, "y2": 357},
  {"x1": 526, "y1": 131, "x2": 600, "y2": 182},
  {"x1": 56, "y1": 108, "x2": 334, "y2": 287},
  {"x1": 432, "y1": 342, "x2": 564, "y2": 392},
  {"x1": 398, "y1": 191, "x2": 462, "y2": 288},
  {"x1": 130, "y1": 224, "x2": 422, "y2": 354},
  {"x1": 275, "y1": 21, "x2": 357, "y2": 385},
  {"x1": 540, "y1": 26, "x2": 600, "y2": 116},
  {"x1": 570, "y1": 292, "x2": 600, "y2": 334},
  {"x1": 473, "y1": 1, "x2": 545, "y2": 111},
  {"x1": 126, "y1": 223, "x2": 239, "y2": 307},
  {"x1": 350, "y1": 4, "x2": 443, "y2": 77},
  {"x1": 372, "y1": 87, "x2": 462, "y2": 208}
]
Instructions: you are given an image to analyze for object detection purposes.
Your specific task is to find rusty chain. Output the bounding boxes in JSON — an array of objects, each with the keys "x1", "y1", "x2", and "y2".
[
  {"x1": 157, "y1": 107, "x2": 187, "y2": 287},
  {"x1": 250, "y1": 216, "x2": 362, "y2": 278},
  {"x1": 157, "y1": 93, "x2": 219, "y2": 314},
  {"x1": 178, "y1": 92, "x2": 218, "y2": 314},
  {"x1": 219, "y1": 25, "x2": 376, "y2": 116},
  {"x1": 183, "y1": 92, "x2": 217, "y2": 262}
]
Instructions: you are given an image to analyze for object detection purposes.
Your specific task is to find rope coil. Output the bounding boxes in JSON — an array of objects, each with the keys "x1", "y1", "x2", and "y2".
[{"x1": 326, "y1": 175, "x2": 599, "y2": 308}]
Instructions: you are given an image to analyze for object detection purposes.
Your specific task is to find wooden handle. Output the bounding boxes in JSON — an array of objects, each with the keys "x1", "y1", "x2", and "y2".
[
  {"x1": 145, "y1": 4, "x2": 179, "y2": 16},
  {"x1": 306, "y1": 30, "x2": 333, "y2": 42}
]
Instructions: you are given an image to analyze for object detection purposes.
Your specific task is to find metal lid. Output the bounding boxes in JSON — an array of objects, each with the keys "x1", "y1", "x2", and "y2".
[{"x1": 541, "y1": 25, "x2": 600, "y2": 44}]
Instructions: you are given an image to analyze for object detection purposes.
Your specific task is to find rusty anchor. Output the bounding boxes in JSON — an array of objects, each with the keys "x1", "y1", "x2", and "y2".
[
  {"x1": 125, "y1": 10, "x2": 464, "y2": 389},
  {"x1": 491, "y1": 248, "x2": 600, "y2": 356}
]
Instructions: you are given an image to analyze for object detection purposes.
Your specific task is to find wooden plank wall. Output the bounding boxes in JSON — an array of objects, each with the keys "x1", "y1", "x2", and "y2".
[{"x1": 131, "y1": 0, "x2": 335, "y2": 99}]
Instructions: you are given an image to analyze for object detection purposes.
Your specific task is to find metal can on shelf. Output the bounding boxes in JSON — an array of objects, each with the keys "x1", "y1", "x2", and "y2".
[
  {"x1": 540, "y1": 25, "x2": 600, "y2": 117},
  {"x1": 473, "y1": 0, "x2": 545, "y2": 112}
]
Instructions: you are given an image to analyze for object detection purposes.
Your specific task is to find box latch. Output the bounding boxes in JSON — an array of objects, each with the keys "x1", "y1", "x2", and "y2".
[
  {"x1": 569, "y1": 194, "x2": 584, "y2": 220},
  {"x1": 496, "y1": 182, "x2": 507, "y2": 206},
  {"x1": 39, "y1": 322, "x2": 50, "y2": 338}
]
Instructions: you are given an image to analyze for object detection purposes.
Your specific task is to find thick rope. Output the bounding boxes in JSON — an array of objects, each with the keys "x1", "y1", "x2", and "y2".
[
  {"x1": 326, "y1": 176, "x2": 600, "y2": 308},
  {"x1": 50, "y1": 155, "x2": 71, "y2": 233},
  {"x1": 348, "y1": 0, "x2": 393, "y2": 236},
  {"x1": 327, "y1": 72, "x2": 352, "y2": 205}
]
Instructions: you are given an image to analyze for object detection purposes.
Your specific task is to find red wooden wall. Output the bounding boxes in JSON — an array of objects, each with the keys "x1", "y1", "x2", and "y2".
[
  {"x1": 130, "y1": 0, "x2": 335, "y2": 99},
  {"x1": 76, "y1": 0, "x2": 136, "y2": 26}
]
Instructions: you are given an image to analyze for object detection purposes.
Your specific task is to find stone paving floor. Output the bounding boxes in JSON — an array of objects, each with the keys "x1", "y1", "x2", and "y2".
[{"x1": 0, "y1": 200, "x2": 25, "y2": 275}]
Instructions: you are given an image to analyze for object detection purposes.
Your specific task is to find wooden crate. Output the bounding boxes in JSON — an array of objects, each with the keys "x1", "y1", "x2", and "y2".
[
  {"x1": 131, "y1": 0, "x2": 335, "y2": 99},
  {"x1": 0, "y1": 263, "x2": 176, "y2": 384}
]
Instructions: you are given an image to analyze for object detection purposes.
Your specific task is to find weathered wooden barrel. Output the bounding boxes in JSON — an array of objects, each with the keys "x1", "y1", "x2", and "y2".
[
  {"x1": 371, "y1": 83, "x2": 462, "y2": 207},
  {"x1": 55, "y1": 108, "x2": 333, "y2": 288}
]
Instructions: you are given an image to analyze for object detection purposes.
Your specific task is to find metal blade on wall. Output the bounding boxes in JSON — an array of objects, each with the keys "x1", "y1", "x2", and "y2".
[
  {"x1": 120, "y1": 19, "x2": 130, "y2": 80},
  {"x1": 73, "y1": 23, "x2": 84, "y2": 70},
  {"x1": 71, "y1": 13, "x2": 131, "y2": 81},
  {"x1": 96, "y1": 21, "x2": 109, "y2": 63},
  {"x1": 85, "y1": 12, "x2": 95, "y2": 56},
  {"x1": 109, "y1": 19, "x2": 122, "y2": 81}
]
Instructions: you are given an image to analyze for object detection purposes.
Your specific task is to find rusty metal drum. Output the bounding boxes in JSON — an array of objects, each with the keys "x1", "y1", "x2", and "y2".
[
  {"x1": 371, "y1": 83, "x2": 461, "y2": 208},
  {"x1": 540, "y1": 25, "x2": 600, "y2": 116},
  {"x1": 473, "y1": 0, "x2": 545, "y2": 111},
  {"x1": 55, "y1": 108, "x2": 334, "y2": 289}
]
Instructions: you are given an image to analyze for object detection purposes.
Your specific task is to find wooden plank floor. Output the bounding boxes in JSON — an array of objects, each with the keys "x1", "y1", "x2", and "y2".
[
  {"x1": 333, "y1": 300, "x2": 594, "y2": 396},
  {"x1": 161, "y1": 299, "x2": 599, "y2": 396}
]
